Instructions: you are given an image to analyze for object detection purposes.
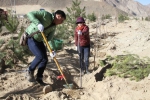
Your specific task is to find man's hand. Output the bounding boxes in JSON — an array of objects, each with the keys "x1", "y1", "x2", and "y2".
[
  {"x1": 75, "y1": 46, "x2": 78, "y2": 51},
  {"x1": 37, "y1": 24, "x2": 44, "y2": 32},
  {"x1": 77, "y1": 30, "x2": 82, "y2": 35},
  {"x1": 50, "y1": 51, "x2": 56, "y2": 58}
]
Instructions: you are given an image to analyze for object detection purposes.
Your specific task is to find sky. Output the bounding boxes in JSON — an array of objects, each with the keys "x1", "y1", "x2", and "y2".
[{"x1": 135, "y1": 0, "x2": 150, "y2": 5}]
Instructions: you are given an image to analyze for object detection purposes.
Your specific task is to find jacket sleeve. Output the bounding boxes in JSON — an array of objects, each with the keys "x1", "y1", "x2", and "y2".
[
  {"x1": 74, "y1": 28, "x2": 78, "y2": 46},
  {"x1": 82, "y1": 26, "x2": 89, "y2": 35},
  {"x1": 27, "y1": 11, "x2": 44, "y2": 26},
  {"x1": 81, "y1": 25, "x2": 89, "y2": 35}
]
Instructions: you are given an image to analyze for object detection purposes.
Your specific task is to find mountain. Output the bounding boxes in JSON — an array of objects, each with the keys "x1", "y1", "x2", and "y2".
[
  {"x1": 0, "y1": 0, "x2": 150, "y2": 17},
  {"x1": 104, "y1": 0, "x2": 150, "y2": 17},
  {"x1": 147, "y1": 4, "x2": 150, "y2": 8}
]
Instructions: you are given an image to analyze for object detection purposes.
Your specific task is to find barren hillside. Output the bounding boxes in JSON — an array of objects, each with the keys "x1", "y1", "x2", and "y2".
[{"x1": 105, "y1": 0, "x2": 150, "y2": 17}]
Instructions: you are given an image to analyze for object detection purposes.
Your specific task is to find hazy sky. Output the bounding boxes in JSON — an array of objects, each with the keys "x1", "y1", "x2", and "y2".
[{"x1": 135, "y1": 0, "x2": 150, "y2": 5}]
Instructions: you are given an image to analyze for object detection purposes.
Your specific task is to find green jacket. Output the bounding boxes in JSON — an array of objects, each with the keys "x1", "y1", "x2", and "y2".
[{"x1": 25, "y1": 10, "x2": 56, "y2": 43}]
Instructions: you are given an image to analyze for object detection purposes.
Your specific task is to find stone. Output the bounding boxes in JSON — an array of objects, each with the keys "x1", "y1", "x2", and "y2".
[{"x1": 43, "y1": 85, "x2": 52, "y2": 94}]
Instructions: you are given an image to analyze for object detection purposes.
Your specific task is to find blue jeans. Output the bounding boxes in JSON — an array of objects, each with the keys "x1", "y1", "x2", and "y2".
[
  {"x1": 79, "y1": 45, "x2": 90, "y2": 71},
  {"x1": 27, "y1": 37, "x2": 48, "y2": 78}
]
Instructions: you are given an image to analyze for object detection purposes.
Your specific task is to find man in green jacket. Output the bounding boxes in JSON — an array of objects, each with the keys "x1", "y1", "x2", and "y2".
[{"x1": 25, "y1": 10, "x2": 66, "y2": 85}]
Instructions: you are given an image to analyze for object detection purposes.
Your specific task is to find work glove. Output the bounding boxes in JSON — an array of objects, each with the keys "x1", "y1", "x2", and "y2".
[
  {"x1": 37, "y1": 24, "x2": 44, "y2": 32},
  {"x1": 75, "y1": 46, "x2": 78, "y2": 51},
  {"x1": 77, "y1": 30, "x2": 82, "y2": 35},
  {"x1": 50, "y1": 51, "x2": 56, "y2": 58},
  {"x1": 57, "y1": 75, "x2": 64, "y2": 80}
]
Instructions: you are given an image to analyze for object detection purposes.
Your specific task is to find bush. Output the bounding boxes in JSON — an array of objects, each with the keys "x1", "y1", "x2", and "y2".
[
  {"x1": 100, "y1": 54, "x2": 150, "y2": 81},
  {"x1": 87, "y1": 12, "x2": 96, "y2": 22},
  {"x1": 101, "y1": 14, "x2": 111, "y2": 21},
  {"x1": 118, "y1": 14, "x2": 129, "y2": 22},
  {"x1": 145, "y1": 17, "x2": 150, "y2": 21}
]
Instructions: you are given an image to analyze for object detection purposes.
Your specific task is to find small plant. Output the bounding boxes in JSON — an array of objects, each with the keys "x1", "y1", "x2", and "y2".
[
  {"x1": 100, "y1": 54, "x2": 150, "y2": 81},
  {"x1": 134, "y1": 17, "x2": 138, "y2": 20},
  {"x1": 3, "y1": 9, "x2": 19, "y2": 33},
  {"x1": 87, "y1": 12, "x2": 96, "y2": 22},
  {"x1": 0, "y1": 26, "x2": 31, "y2": 69},
  {"x1": 66, "y1": 0, "x2": 86, "y2": 33},
  {"x1": 0, "y1": 13, "x2": 32, "y2": 73},
  {"x1": 118, "y1": 14, "x2": 129, "y2": 22},
  {"x1": 101, "y1": 14, "x2": 111, "y2": 21},
  {"x1": 145, "y1": 16, "x2": 150, "y2": 21}
]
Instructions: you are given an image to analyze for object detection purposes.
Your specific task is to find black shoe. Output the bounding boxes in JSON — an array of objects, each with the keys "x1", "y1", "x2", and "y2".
[
  {"x1": 81, "y1": 71, "x2": 84, "y2": 75},
  {"x1": 36, "y1": 78, "x2": 47, "y2": 86},
  {"x1": 26, "y1": 68, "x2": 35, "y2": 82}
]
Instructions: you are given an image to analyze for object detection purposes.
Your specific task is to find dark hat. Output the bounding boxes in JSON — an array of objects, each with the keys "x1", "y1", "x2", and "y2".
[{"x1": 76, "y1": 17, "x2": 85, "y2": 24}]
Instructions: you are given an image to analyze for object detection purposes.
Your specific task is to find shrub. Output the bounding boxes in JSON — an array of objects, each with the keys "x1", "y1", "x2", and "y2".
[
  {"x1": 145, "y1": 17, "x2": 150, "y2": 21},
  {"x1": 87, "y1": 12, "x2": 96, "y2": 22},
  {"x1": 101, "y1": 14, "x2": 111, "y2": 21},
  {"x1": 100, "y1": 54, "x2": 150, "y2": 81},
  {"x1": 118, "y1": 14, "x2": 129, "y2": 22},
  {"x1": 0, "y1": 9, "x2": 32, "y2": 71}
]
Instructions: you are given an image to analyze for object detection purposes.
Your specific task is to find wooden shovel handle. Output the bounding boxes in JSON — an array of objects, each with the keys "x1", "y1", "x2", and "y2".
[{"x1": 41, "y1": 32, "x2": 70, "y2": 87}]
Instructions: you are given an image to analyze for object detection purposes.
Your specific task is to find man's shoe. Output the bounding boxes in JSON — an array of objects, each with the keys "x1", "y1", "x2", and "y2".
[
  {"x1": 36, "y1": 77, "x2": 47, "y2": 86},
  {"x1": 85, "y1": 70, "x2": 90, "y2": 74},
  {"x1": 26, "y1": 68, "x2": 35, "y2": 82},
  {"x1": 81, "y1": 71, "x2": 84, "y2": 75}
]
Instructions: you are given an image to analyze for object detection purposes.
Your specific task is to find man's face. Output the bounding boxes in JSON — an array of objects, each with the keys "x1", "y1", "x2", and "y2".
[{"x1": 54, "y1": 14, "x2": 65, "y2": 25}]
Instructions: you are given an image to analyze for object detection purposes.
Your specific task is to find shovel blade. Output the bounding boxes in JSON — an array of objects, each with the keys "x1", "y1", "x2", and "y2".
[{"x1": 63, "y1": 83, "x2": 74, "y2": 89}]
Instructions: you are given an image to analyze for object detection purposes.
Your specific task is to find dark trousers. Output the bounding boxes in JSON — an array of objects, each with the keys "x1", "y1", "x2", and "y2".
[
  {"x1": 27, "y1": 38, "x2": 48, "y2": 78},
  {"x1": 79, "y1": 45, "x2": 90, "y2": 70}
]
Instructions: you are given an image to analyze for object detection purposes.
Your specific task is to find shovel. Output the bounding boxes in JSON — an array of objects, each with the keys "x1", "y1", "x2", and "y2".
[{"x1": 41, "y1": 32, "x2": 73, "y2": 89}]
